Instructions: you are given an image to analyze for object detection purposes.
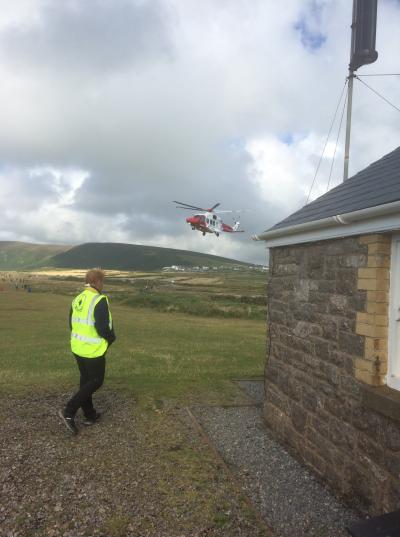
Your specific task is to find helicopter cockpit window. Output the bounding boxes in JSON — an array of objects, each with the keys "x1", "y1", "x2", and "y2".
[{"x1": 213, "y1": 215, "x2": 217, "y2": 220}]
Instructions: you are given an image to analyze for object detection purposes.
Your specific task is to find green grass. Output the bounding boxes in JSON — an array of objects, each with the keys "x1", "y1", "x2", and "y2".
[{"x1": 0, "y1": 290, "x2": 265, "y2": 404}]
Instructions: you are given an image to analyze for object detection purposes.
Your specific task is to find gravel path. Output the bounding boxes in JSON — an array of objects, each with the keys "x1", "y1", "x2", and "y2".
[
  {"x1": 1, "y1": 390, "x2": 268, "y2": 537},
  {"x1": 194, "y1": 382, "x2": 361, "y2": 537}
]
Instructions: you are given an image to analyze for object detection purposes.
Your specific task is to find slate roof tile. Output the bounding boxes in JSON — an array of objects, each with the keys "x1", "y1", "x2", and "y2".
[{"x1": 269, "y1": 146, "x2": 400, "y2": 231}]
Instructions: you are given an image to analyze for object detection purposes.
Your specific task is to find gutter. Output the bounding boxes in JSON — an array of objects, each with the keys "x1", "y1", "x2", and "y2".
[{"x1": 253, "y1": 199, "x2": 400, "y2": 242}]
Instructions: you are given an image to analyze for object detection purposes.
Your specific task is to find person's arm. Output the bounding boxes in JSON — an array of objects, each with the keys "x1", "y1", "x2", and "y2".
[{"x1": 93, "y1": 297, "x2": 116, "y2": 346}]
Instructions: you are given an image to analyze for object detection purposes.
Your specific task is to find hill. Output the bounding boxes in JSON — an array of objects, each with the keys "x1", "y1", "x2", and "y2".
[
  {"x1": 48, "y1": 242, "x2": 248, "y2": 270},
  {"x1": 0, "y1": 241, "x2": 70, "y2": 270},
  {"x1": 0, "y1": 241, "x2": 250, "y2": 271}
]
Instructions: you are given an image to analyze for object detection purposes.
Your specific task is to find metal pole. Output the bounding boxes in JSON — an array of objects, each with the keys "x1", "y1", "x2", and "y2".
[{"x1": 343, "y1": 72, "x2": 354, "y2": 181}]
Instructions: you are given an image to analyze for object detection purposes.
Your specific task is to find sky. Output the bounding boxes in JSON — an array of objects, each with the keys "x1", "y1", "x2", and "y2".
[{"x1": 0, "y1": 0, "x2": 399, "y2": 265}]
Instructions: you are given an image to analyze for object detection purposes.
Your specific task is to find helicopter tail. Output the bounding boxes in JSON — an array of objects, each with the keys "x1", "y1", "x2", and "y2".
[{"x1": 233, "y1": 219, "x2": 240, "y2": 231}]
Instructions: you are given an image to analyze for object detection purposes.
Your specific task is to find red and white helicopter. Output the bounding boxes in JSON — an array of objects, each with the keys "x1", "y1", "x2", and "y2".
[{"x1": 174, "y1": 201, "x2": 244, "y2": 237}]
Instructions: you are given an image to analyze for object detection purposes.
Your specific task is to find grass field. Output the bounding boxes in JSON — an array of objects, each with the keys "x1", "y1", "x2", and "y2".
[{"x1": 1, "y1": 272, "x2": 266, "y2": 403}]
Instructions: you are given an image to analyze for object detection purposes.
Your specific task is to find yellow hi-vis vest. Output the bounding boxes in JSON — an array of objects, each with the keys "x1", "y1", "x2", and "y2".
[{"x1": 70, "y1": 288, "x2": 112, "y2": 358}]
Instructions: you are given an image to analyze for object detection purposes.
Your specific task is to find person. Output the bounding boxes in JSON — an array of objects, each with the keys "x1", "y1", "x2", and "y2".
[{"x1": 59, "y1": 269, "x2": 116, "y2": 434}]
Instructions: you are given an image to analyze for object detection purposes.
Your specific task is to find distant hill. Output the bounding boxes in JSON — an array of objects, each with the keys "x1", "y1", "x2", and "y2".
[
  {"x1": 0, "y1": 241, "x2": 70, "y2": 270},
  {"x1": 0, "y1": 241, "x2": 250, "y2": 271}
]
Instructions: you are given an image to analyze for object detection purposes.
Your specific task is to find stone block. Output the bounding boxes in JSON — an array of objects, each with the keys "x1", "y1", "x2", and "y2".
[
  {"x1": 341, "y1": 375, "x2": 362, "y2": 399},
  {"x1": 356, "y1": 312, "x2": 375, "y2": 325},
  {"x1": 302, "y1": 386, "x2": 319, "y2": 413},
  {"x1": 357, "y1": 355, "x2": 387, "y2": 375},
  {"x1": 344, "y1": 355, "x2": 355, "y2": 375},
  {"x1": 349, "y1": 290, "x2": 368, "y2": 311},
  {"x1": 337, "y1": 317, "x2": 356, "y2": 333},
  {"x1": 359, "y1": 234, "x2": 389, "y2": 245},
  {"x1": 266, "y1": 385, "x2": 288, "y2": 413},
  {"x1": 375, "y1": 314, "x2": 389, "y2": 327},
  {"x1": 318, "y1": 280, "x2": 336, "y2": 293},
  {"x1": 384, "y1": 450, "x2": 400, "y2": 479},
  {"x1": 290, "y1": 334, "x2": 313, "y2": 354},
  {"x1": 302, "y1": 446, "x2": 326, "y2": 476},
  {"x1": 355, "y1": 368, "x2": 386, "y2": 386},
  {"x1": 322, "y1": 318, "x2": 338, "y2": 341},
  {"x1": 357, "y1": 433, "x2": 384, "y2": 465},
  {"x1": 269, "y1": 309, "x2": 287, "y2": 325},
  {"x1": 367, "y1": 290, "x2": 389, "y2": 303},
  {"x1": 367, "y1": 254, "x2": 390, "y2": 268},
  {"x1": 355, "y1": 358, "x2": 380, "y2": 374},
  {"x1": 364, "y1": 349, "x2": 387, "y2": 367},
  {"x1": 293, "y1": 368, "x2": 314, "y2": 388},
  {"x1": 356, "y1": 323, "x2": 387, "y2": 339},
  {"x1": 338, "y1": 254, "x2": 368, "y2": 268},
  {"x1": 329, "y1": 416, "x2": 357, "y2": 450},
  {"x1": 383, "y1": 421, "x2": 400, "y2": 452},
  {"x1": 329, "y1": 294, "x2": 349, "y2": 314},
  {"x1": 293, "y1": 321, "x2": 322, "y2": 339},
  {"x1": 325, "y1": 463, "x2": 347, "y2": 495},
  {"x1": 365, "y1": 337, "x2": 387, "y2": 352},
  {"x1": 292, "y1": 302, "x2": 320, "y2": 323},
  {"x1": 309, "y1": 414, "x2": 329, "y2": 438},
  {"x1": 325, "y1": 395, "x2": 353, "y2": 422},
  {"x1": 347, "y1": 464, "x2": 375, "y2": 514},
  {"x1": 358, "y1": 278, "x2": 390, "y2": 292},
  {"x1": 328, "y1": 350, "x2": 346, "y2": 368},
  {"x1": 384, "y1": 479, "x2": 400, "y2": 513},
  {"x1": 366, "y1": 301, "x2": 389, "y2": 315},
  {"x1": 352, "y1": 406, "x2": 383, "y2": 441},
  {"x1": 313, "y1": 379, "x2": 335, "y2": 397},
  {"x1": 358, "y1": 268, "x2": 389, "y2": 280},
  {"x1": 338, "y1": 332, "x2": 365, "y2": 356},
  {"x1": 293, "y1": 278, "x2": 318, "y2": 301},
  {"x1": 336, "y1": 271, "x2": 357, "y2": 294},
  {"x1": 275, "y1": 263, "x2": 299, "y2": 275},
  {"x1": 265, "y1": 365, "x2": 279, "y2": 384},
  {"x1": 286, "y1": 377, "x2": 302, "y2": 402},
  {"x1": 368, "y1": 242, "x2": 391, "y2": 255},
  {"x1": 290, "y1": 401, "x2": 308, "y2": 433}
]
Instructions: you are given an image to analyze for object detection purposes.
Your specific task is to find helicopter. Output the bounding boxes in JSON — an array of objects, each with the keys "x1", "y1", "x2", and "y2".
[{"x1": 173, "y1": 201, "x2": 244, "y2": 237}]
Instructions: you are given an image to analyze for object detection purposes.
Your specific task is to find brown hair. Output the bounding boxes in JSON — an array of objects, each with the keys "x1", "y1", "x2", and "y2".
[{"x1": 85, "y1": 268, "x2": 105, "y2": 286}]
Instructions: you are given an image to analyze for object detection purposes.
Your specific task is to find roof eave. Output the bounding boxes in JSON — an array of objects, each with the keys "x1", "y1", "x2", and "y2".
[{"x1": 253, "y1": 200, "x2": 400, "y2": 247}]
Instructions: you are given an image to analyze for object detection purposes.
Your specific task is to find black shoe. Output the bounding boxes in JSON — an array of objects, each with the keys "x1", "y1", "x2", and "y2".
[
  {"x1": 59, "y1": 409, "x2": 78, "y2": 435},
  {"x1": 83, "y1": 412, "x2": 101, "y2": 426}
]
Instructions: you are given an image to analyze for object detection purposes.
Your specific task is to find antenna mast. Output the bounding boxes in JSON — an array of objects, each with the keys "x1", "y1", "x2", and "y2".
[{"x1": 343, "y1": 0, "x2": 378, "y2": 181}]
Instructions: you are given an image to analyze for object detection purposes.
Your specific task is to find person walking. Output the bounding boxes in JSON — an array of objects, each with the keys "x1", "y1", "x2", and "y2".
[{"x1": 59, "y1": 269, "x2": 116, "y2": 434}]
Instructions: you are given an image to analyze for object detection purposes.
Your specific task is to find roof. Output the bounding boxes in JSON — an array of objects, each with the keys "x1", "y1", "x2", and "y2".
[{"x1": 269, "y1": 145, "x2": 400, "y2": 232}]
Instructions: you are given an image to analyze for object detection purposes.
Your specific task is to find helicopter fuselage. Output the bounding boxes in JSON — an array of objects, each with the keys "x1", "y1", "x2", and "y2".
[{"x1": 186, "y1": 212, "x2": 235, "y2": 236}]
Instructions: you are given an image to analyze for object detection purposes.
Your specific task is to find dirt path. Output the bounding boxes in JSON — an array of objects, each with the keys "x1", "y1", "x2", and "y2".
[{"x1": 1, "y1": 391, "x2": 268, "y2": 537}]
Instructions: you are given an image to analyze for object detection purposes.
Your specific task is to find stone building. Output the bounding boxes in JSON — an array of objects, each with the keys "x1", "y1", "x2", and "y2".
[{"x1": 255, "y1": 146, "x2": 400, "y2": 515}]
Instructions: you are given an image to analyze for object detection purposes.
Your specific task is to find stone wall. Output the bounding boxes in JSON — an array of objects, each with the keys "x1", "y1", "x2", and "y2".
[{"x1": 264, "y1": 233, "x2": 400, "y2": 515}]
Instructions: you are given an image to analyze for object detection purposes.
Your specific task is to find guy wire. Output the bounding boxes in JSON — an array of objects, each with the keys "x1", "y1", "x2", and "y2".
[
  {"x1": 326, "y1": 88, "x2": 348, "y2": 192},
  {"x1": 355, "y1": 75, "x2": 400, "y2": 114},
  {"x1": 356, "y1": 73, "x2": 400, "y2": 77},
  {"x1": 306, "y1": 79, "x2": 348, "y2": 204}
]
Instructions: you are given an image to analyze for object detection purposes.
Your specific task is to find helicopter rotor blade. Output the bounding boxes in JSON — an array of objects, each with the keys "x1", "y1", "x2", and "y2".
[
  {"x1": 173, "y1": 201, "x2": 206, "y2": 211},
  {"x1": 176, "y1": 207, "x2": 205, "y2": 211},
  {"x1": 208, "y1": 203, "x2": 220, "y2": 212},
  {"x1": 214, "y1": 209, "x2": 244, "y2": 214}
]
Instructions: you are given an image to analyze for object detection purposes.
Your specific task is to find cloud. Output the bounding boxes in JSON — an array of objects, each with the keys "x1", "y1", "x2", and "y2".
[
  {"x1": 0, "y1": 0, "x2": 399, "y2": 265},
  {"x1": 0, "y1": 0, "x2": 173, "y2": 75}
]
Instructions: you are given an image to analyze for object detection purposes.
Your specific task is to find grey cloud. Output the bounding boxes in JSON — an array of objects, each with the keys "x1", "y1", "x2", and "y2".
[{"x1": 1, "y1": 0, "x2": 173, "y2": 74}]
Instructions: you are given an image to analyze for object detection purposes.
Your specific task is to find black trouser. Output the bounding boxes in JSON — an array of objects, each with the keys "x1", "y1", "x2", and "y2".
[{"x1": 65, "y1": 354, "x2": 106, "y2": 418}]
